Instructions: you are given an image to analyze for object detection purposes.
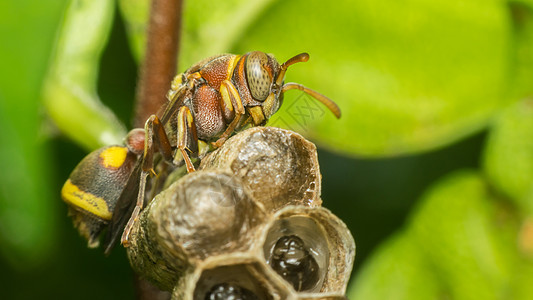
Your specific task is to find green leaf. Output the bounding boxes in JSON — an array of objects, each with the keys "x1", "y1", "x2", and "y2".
[
  {"x1": 508, "y1": 1, "x2": 533, "y2": 99},
  {"x1": 179, "y1": 0, "x2": 276, "y2": 68},
  {"x1": 409, "y1": 171, "x2": 517, "y2": 299},
  {"x1": 119, "y1": 0, "x2": 276, "y2": 67},
  {"x1": 348, "y1": 231, "x2": 442, "y2": 300},
  {"x1": 0, "y1": 0, "x2": 66, "y2": 268},
  {"x1": 234, "y1": 0, "x2": 513, "y2": 156},
  {"x1": 509, "y1": 259, "x2": 533, "y2": 299},
  {"x1": 117, "y1": 0, "x2": 150, "y2": 63},
  {"x1": 483, "y1": 99, "x2": 533, "y2": 213},
  {"x1": 43, "y1": 0, "x2": 127, "y2": 151}
]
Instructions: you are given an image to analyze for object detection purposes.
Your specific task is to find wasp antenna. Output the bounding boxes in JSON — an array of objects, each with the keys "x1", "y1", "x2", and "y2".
[
  {"x1": 283, "y1": 53, "x2": 310, "y2": 67},
  {"x1": 282, "y1": 83, "x2": 341, "y2": 118},
  {"x1": 275, "y1": 53, "x2": 310, "y2": 86}
]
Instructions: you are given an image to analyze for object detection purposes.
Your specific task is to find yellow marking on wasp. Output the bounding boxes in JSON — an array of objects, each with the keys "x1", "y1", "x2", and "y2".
[
  {"x1": 186, "y1": 108, "x2": 194, "y2": 128},
  {"x1": 220, "y1": 81, "x2": 235, "y2": 112},
  {"x1": 170, "y1": 74, "x2": 183, "y2": 90},
  {"x1": 227, "y1": 55, "x2": 241, "y2": 79},
  {"x1": 248, "y1": 106, "x2": 265, "y2": 125},
  {"x1": 177, "y1": 106, "x2": 190, "y2": 136},
  {"x1": 99, "y1": 146, "x2": 127, "y2": 169},
  {"x1": 222, "y1": 80, "x2": 245, "y2": 115},
  {"x1": 230, "y1": 84, "x2": 245, "y2": 114},
  {"x1": 178, "y1": 123, "x2": 186, "y2": 137},
  {"x1": 61, "y1": 179, "x2": 112, "y2": 220},
  {"x1": 263, "y1": 93, "x2": 277, "y2": 118}
]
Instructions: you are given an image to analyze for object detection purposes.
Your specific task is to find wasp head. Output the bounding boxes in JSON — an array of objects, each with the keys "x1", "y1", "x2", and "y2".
[{"x1": 245, "y1": 52, "x2": 341, "y2": 124}]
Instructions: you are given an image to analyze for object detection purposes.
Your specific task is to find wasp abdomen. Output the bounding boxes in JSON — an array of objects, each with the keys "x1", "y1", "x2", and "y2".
[{"x1": 61, "y1": 145, "x2": 137, "y2": 246}]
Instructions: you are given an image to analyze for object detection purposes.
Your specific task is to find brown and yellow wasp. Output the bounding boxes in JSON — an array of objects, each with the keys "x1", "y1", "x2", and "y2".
[{"x1": 61, "y1": 51, "x2": 341, "y2": 254}]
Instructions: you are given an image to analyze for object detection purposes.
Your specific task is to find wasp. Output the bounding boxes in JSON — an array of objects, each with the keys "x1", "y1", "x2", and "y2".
[{"x1": 61, "y1": 51, "x2": 341, "y2": 254}]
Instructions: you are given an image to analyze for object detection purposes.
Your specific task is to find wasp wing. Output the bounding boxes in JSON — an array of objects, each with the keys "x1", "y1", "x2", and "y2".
[
  {"x1": 103, "y1": 83, "x2": 187, "y2": 254},
  {"x1": 160, "y1": 84, "x2": 187, "y2": 125},
  {"x1": 103, "y1": 159, "x2": 142, "y2": 255}
]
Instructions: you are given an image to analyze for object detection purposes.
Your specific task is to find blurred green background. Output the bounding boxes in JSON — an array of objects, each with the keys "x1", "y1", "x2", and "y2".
[{"x1": 1, "y1": 0, "x2": 533, "y2": 298}]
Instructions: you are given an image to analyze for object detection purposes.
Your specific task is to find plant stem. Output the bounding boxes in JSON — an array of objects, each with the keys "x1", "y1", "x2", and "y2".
[
  {"x1": 133, "y1": 1, "x2": 182, "y2": 299},
  {"x1": 133, "y1": 0, "x2": 183, "y2": 128}
]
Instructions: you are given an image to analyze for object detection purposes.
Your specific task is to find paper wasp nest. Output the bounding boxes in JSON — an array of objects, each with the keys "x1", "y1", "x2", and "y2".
[
  {"x1": 126, "y1": 127, "x2": 355, "y2": 299},
  {"x1": 200, "y1": 127, "x2": 323, "y2": 211}
]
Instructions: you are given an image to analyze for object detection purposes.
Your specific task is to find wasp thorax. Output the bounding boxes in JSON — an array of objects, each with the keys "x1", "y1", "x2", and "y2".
[{"x1": 246, "y1": 52, "x2": 273, "y2": 101}]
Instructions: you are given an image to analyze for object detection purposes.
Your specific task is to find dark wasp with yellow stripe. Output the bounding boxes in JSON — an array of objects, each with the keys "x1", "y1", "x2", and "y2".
[{"x1": 61, "y1": 51, "x2": 341, "y2": 254}]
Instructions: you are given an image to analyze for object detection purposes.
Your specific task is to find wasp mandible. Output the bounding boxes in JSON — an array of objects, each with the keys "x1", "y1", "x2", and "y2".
[{"x1": 61, "y1": 51, "x2": 341, "y2": 253}]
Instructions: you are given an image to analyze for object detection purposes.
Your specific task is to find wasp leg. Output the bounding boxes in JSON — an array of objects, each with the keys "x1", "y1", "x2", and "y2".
[
  {"x1": 121, "y1": 115, "x2": 175, "y2": 247},
  {"x1": 103, "y1": 160, "x2": 142, "y2": 254},
  {"x1": 215, "y1": 80, "x2": 245, "y2": 147},
  {"x1": 177, "y1": 106, "x2": 199, "y2": 173},
  {"x1": 120, "y1": 170, "x2": 148, "y2": 247},
  {"x1": 161, "y1": 85, "x2": 186, "y2": 124},
  {"x1": 142, "y1": 115, "x2": 174, "y2": 171}
]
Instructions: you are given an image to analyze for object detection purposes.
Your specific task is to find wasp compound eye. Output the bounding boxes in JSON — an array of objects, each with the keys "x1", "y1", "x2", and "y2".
[
  {"x1": 246, "y1": 51, "x2": 272, "y2": 101},
  {"x1": 270, "y1": 235, "x2": 319, "y2": 291},
  {"x1": 205, "y1": 283, "x2": 258, "y2": 300}
]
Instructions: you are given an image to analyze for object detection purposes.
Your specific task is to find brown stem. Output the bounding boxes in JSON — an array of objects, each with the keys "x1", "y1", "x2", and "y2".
[
  {"x1": 133, "y1": 0, "x2": 183, "y2": 128},
  {"x1": 132, "y1": 2, "x2": 182, "y2": 299}
]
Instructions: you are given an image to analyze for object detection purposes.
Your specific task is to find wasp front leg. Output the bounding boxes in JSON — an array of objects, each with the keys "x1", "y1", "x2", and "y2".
[
  {"x1": 121, "y1": 115, "x2": 177, "y2": 246},
  {"x1": 214, "y1": 80, "x2": 245, "y2": 147},
  {"x1": 176, "y1": 105, "x2": 199, "y2": 173}
]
